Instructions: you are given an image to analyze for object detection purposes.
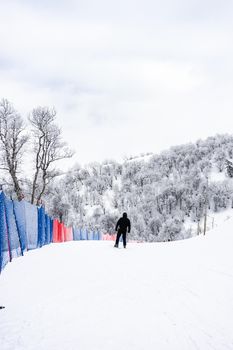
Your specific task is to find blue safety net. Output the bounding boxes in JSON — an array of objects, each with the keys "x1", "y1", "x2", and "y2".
[
  {"x1": 0, "y1": 192, "x2": 10, "y2": 272},
  {"x1": 79, "y1": 228, "x2": 83, "y2": 240},
  {"x1": 24, "y1": 201, "x2": 38, "y2": 250},
  {"x1": 93, "y1": 230, "x2": 100, "y2": 240},
  {"x1": 73, "y1": 227, "x2": 80, "y2": 240},
  {"x1": 38, "y1": 206, "x2": 46, "y2": 248},
  {"x1": 13, "y1": 199, "x2": 27, "y2": 253},
  {"x1": 87, "y1": 229, "x2": 91, "y2": 240},
  {"x1": 44, "y1": 214, "x2": 51, "y2": 245},
  {"x1": 81, "y1": 228, "x2": 88, "y2": 240},
  {"x1": 50, "y1": 218, "x2": 53, "y2": 243},
  {"x1": 4, "y1": 194, "x2": 21, "y2": 259},
  {"x1": 73, "y1": 228, "x2": 99, "y2": 240}
]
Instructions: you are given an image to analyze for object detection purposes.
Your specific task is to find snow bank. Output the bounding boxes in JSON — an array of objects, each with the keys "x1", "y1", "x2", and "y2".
[{"x1": 0, "y1": 222, "x2": 233, "y2": 350}]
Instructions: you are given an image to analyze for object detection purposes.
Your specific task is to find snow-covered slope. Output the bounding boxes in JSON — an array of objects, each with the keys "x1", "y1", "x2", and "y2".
[{"x1": 1, "y1": 222, "x2": 233, "y2": 350}]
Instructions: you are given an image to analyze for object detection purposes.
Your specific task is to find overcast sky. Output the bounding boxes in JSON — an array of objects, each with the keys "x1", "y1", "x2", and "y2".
[{"x1": 1, "y1": 0, "x2": 233, "y2": 166}]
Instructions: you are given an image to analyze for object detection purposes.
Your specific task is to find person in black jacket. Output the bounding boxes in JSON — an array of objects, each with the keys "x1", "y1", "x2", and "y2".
[{"x1": 114, "y1": 212, "x2": 131, "y2": 248}]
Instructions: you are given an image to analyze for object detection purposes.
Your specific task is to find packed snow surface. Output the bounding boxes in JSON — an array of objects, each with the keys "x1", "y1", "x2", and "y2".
[{"x1": 1, "y1": 220, "x2": 233, "y2": 350}]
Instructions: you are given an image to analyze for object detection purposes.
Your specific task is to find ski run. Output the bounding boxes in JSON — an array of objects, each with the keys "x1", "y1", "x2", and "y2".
[{"x1": 1, "y1": 218, "x2": 233, "y2": 350}]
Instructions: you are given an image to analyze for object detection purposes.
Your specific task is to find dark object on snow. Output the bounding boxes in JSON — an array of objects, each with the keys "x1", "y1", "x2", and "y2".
[
  {"x1": 0, "y1": 306, "x2": 5, "y2": 309},
  {"x1": 114, "y1": 213, "x2": 131, "y2": 248},
  {"x1": 226, "y1": 159, "x2": 233, "y2": 178}
]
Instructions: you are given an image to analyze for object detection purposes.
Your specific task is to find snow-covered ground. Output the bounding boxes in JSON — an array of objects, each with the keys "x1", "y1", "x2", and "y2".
[
  {"x1": 184, "y1": 208, "x2": 233, "y2": 236},
  {"x1": 1, "y1": 221, "x2": 233, "y2": 350}
]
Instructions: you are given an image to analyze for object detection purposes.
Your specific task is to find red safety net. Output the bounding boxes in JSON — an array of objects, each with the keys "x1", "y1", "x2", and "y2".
[
  {"x1": 103, "y1": 234, "x2": 116, "y2": 241},
  {"x1": 58, "y1": 222, "x2": 65, "y2": 242},
  {"x1": 53, "y1": 220, "x2": 73, "y2": 243},
  {"x1": 64, "y1": 227, "x2": 73, "y2": 241},
  {"x1": 52, "y1": 219, "x2": 59, "y2": 243}
]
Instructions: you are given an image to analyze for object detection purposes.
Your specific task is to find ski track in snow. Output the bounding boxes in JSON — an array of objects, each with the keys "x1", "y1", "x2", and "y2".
[{"x1": 1, "y1": 224, "x2": 233, "y2": 350}]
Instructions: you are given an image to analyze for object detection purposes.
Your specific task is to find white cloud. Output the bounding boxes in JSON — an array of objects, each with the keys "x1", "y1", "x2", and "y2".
[{"x1": 0, "y1": 0, "x2": 233, "y2": 166}]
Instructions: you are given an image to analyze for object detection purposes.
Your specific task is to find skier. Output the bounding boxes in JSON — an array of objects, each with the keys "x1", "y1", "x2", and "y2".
[{"x1": 114, "y1": 212, "x2": 131, "y2": 248}]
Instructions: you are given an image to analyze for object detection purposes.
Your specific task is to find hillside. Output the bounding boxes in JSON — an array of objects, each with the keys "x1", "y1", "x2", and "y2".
[
  {"x1": 1, "y1": 222, "x2": 233, "y2": 349},
  {"x1": 45, "y1": 134, "x2": 233, "y2": 242}
]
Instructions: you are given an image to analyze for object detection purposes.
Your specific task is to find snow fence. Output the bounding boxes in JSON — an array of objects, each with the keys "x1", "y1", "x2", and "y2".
[{"x1": 0, "y1": 192, "x2": 102, "y2": 273}]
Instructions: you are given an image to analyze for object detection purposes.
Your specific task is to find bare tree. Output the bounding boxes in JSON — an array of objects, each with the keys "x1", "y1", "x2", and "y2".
[
  {"x1": 29, "y1": 106, "x2": 74, "y2": 205},
  {"x1": 0, "y1": 99, "x2": 28, "y2": 200}
]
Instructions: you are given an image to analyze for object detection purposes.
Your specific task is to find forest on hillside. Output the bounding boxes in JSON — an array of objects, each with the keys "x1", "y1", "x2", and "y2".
[
  {"x1": 1, "y1": 99, "x2": 233, "y2": 241},
  {"x1": 46, "y1": 134, "x2": 233, "y2": 242}
]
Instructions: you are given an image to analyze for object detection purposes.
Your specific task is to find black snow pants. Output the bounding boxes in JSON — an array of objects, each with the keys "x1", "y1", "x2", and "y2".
[{"x1": 115, "y1": 231, "x2": 127, "y2": 247}]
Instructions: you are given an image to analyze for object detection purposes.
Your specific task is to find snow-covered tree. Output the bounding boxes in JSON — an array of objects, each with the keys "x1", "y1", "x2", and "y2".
[
  {"x1": 29, "y1": 106, "x2": 74, "y2": 205},
  {"x1": 226, "y1": 159, "x2": 233, "y2": 178},
  {"x1": 0, "y1": 99, "x2": 28, "y2": 200}
]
